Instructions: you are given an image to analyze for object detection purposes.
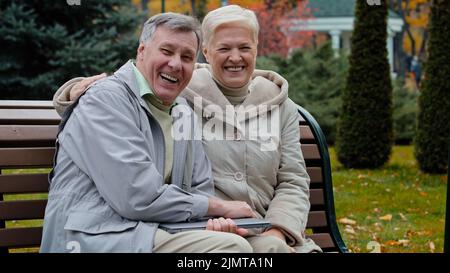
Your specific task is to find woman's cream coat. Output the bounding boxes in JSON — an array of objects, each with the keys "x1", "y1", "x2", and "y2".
[{"x1": 182, "y1": 64, "x2": 320, "y2": 252}]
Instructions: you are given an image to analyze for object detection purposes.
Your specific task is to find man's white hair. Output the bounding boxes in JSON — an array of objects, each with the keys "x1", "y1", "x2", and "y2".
[{"x1": 139, "y1": 12, "x2": 202, "y2": 53}]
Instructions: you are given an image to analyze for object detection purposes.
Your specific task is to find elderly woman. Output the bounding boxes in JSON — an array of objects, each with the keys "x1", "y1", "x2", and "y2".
[{"x1": 53, "y1": 5, "x2": 320, "y2": 253}]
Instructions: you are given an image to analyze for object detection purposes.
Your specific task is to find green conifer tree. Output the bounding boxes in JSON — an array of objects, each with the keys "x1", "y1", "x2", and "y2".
[
  {"x1": 335, "y1": 0, "x2": 393, "y2": 168},
  {"x1": 0, "y1": 0, "x2": 143, "y2": 99},
  {"x1": 415, "y1": 0, "x2": 450, "y2": 174}
]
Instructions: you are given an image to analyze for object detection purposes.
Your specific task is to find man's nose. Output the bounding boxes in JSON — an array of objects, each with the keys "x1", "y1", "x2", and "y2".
[{"x1": 168, "y1": 55, "x2": 182, "y2": 71}]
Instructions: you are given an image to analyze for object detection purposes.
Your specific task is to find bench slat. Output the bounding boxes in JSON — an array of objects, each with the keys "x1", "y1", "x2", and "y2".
[
  {"x1": 0, "y1": 174, "x2": 49, "y2": 194},
  {"x1": 309, "y1": 189, "x2": 324, "y2": 206},
  {"x1": 300, "y1": 125, "x2": 314, "y2": 142},
  {"x1": 306, "y1": 211, "x2": 328, "y2": 229},
  {"x1": 0, "y1": 147, "x2": 55, "y2": 168},
  {"x1": 0, "y1": 100, "x2": 54, "y2": 109},
  {"x1": 307, "y1": 167, "x2": 323, "y2": 185},
  {"x1": 306, "y1": 233, "x2": 336, "y2": 249},
  {"x1": 0, "y1": 200, "x2": 47, "y2": 220},
  {"x1": 0, "y1": 125, "x2": 58, "y2": 143},
  {"x1": 0, "y1": 227, "x2": 42, "y2": 248},
  {"x1": 0, "y1": 109, "x2": 60, "y2": 125},
  {"x1": 301, "y1": 144, "x2": 321, "y2": 160}
]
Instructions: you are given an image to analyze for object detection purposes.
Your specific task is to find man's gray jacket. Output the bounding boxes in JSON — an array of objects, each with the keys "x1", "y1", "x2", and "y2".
[{"x1": 40, "y1": 61, "x2": 214, "y2": 253}]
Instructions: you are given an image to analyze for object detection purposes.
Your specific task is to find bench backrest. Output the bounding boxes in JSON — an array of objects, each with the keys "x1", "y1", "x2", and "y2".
[
  {"x1": 0, "y1": 103, "x2": 59, "y2": 253},
  {"x1": 298, "y1": 106, "x2": 347, "y2": 252},
  {"x1": 0, "y1": 100, "x2": 347, "y2": 253}
]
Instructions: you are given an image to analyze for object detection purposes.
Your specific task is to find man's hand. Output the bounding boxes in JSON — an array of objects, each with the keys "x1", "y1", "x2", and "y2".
[
  {"x1": 70, "y1": 73, "x2": 107, "y2": 101},
  {"x1": 205, "y1": 217, "x2": 249, "y2": 237}
]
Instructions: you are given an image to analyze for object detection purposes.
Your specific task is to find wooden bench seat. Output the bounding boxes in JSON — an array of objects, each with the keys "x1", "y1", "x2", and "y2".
[{"x1": 0, "y1": 100, "x2": 348, "y2": 253}]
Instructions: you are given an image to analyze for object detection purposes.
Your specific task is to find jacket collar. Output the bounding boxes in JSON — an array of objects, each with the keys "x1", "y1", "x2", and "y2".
[{"x1": 113, "y1": 60, "x2": 187, "y2": 116}]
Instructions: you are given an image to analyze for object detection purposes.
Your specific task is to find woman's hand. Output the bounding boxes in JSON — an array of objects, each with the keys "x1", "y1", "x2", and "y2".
[
  {"x1": 260, "y1": 227, "x2": 285, "y2": 241},
  {"x1": 261, "y1": 227, "x2": 296, "y2": 252},
  {"x1": 70, "y1": 73, "x2": 107, "y2": 101}
]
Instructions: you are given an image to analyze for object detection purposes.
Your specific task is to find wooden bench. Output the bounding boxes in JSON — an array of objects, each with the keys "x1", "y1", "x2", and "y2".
[{"x1": 0, "y1": 100, "x2": 348, "y2": 253}]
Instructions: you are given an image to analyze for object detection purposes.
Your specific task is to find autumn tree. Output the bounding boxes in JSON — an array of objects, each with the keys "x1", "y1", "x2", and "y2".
[
  {"x1": 250, "y1": 0, "x2": 314, "y2": 57},
  {"x1": 336, "y1": 0, "x2": 393, "y2": 168},
  {"x1": 389, "y1": 0, "x2": 431, "y2": 77},
  {"x1": 414, "y1": 0, "x2": 450, "y2": 174}
]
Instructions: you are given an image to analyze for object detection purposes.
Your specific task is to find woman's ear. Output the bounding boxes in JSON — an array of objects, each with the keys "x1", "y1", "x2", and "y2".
[{"x1": 202, "y1": 47, "x2": 209, "y2": 63}]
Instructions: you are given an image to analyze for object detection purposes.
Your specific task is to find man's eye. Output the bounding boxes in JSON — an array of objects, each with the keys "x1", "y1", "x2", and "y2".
[{"x1": 161, "y1": 49, "x2": 171, "y2": 55}]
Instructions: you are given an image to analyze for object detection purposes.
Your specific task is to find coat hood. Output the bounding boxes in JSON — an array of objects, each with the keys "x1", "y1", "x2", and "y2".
[{"x1": 182, "y1": 63, "x2": 289, "y2": 120}]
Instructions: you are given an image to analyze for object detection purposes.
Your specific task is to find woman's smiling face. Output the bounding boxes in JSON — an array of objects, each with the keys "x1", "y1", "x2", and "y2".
[{"x1": 203, "y1": 24, "x2": 257, "y2": 89}]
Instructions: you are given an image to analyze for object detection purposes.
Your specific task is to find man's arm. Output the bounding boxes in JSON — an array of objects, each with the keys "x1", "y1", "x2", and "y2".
[{"x1": 63, "y1": 85, "x2": 254, "y2": 223}]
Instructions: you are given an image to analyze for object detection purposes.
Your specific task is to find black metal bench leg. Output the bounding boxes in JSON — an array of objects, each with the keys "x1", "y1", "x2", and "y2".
[{"x1": 444, "y1": 137, "x2": 450, "y2": 253}]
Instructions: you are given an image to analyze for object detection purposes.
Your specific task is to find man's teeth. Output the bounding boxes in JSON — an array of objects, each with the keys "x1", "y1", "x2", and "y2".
[
  {"x1": 161, "y1": 73, "x2": 178, "y2": 83},
  {"x1": 226, "y1": 66, "x2": 243, "y2": 72}
]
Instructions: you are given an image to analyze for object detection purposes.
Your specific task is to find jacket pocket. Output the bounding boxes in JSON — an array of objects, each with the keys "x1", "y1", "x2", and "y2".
[{"x1": 64, "y1": 211, "x2": 138, "y2": 234}]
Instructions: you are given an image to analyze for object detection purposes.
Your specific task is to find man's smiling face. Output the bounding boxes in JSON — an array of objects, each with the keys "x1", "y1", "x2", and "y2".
[{"x1": 136, "y1": 25, "x2": 198, "y2": 105}]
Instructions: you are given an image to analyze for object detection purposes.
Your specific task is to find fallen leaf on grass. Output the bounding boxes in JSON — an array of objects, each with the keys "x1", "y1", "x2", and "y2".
[
  {"x1": 385, "y1": 240, "x2": 398, "y2": 246},
  {"x1": 356, "y1": 225, "x2": 367, "y2": 231},
  {"x1": 344, "y1": 225, "x2": 356, "y2": 235},
  {"x1": 385, "y1": 239, "x2": 409, "y2": 247},
  {"x1": 419, "y1": 191, "x2": 428, "y2": 196},
  {"x1": 398, "y1": 213, "x2": 408, "y2": 221},
  {"x1": 339, "y1": 218, "x2": 357, "y2": 225},
  {"x1": 429, "y1": 241, "x2": 435, "y2": 253},
  {"x1": 417, "y1": 230, "x2": 433, "y2": 236},
  {"x1": 379, "y1": 214, "x2": 392, "y2": 221}
]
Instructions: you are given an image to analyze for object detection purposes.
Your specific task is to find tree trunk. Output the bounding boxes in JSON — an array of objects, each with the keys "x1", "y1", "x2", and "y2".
[{"x1": 190, "y1": 0, "x2": 196, "y2": 16}]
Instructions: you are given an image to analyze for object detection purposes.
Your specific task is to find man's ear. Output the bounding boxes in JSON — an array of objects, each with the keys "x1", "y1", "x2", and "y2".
[{"x1": 137, "y1": 43, "x2": 145, "y2": 61}]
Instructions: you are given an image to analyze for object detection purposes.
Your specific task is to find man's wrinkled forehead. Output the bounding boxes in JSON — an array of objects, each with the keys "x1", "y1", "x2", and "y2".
[{"x1": 150, "y1": 25, "x2": 199, "y2": 54}]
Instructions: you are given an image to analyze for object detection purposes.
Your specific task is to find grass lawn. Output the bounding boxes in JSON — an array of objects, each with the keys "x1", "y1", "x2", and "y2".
[{"x1": 329, "y1": 145, "x2": 448, "y2": 253}]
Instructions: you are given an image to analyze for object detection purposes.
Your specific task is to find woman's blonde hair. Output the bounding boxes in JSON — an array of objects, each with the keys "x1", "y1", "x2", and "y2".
[{"x1": 202, "y1": 5, "x2": 259, "y2": 47}]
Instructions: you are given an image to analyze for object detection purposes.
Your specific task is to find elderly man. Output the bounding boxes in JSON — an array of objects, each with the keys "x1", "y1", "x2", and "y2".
[{"x1": 40, "y1": 13, "x2": 254, "y2": 253}]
